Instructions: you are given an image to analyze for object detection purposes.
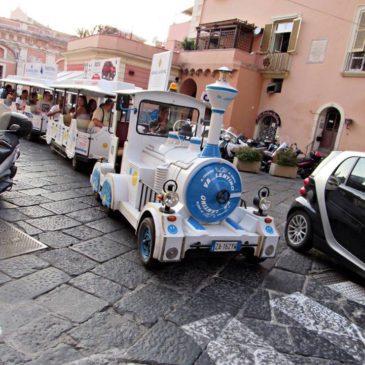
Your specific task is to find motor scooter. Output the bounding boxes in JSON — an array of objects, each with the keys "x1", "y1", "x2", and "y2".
[
  {"x1": 219, "y1": 132, "x2": 248, "y2": 161},
  {"x1": 0, "y1": 112, "x2": 32, "y2": 193},
  {"x1": 297, "y1": 150, "x2": 324, "y2": 178}
]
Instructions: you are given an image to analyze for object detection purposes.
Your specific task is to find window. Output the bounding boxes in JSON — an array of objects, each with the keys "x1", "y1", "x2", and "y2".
[
  {"x1": 331, "y1": 157, "x2": 357, "y2": 184},
  {"x1": 345, "y1": 10, "x2": 365, "y2": 71},
  {"x1": 260, "y1": 18, "x2": 302, "y2": 54},
  {"x1": 347, "y1": 158, "x2": 365, "y2": 193},
  {"x1": 137, "y1": 100, "x2": 199, "y2": 138}
]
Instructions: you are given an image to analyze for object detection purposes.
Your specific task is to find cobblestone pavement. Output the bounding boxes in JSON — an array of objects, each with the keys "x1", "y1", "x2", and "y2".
[{"x1": 0, "y1": 140, "x2": 365, "y2": 365}]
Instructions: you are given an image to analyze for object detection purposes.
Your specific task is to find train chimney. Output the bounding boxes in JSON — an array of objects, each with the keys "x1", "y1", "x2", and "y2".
[{"x1": 201, "y1": 67, "x2": 238, "y2": 158}]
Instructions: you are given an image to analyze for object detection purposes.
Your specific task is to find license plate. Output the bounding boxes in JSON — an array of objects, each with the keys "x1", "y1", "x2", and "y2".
[{"x1": 211, "y1": 241, "x2": 241, "y2": 252}]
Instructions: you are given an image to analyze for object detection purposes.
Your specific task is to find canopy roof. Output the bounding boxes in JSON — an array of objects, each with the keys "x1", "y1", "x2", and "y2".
[{"x1": 0, "y1": 75, "x2": 54, "y2": 90}]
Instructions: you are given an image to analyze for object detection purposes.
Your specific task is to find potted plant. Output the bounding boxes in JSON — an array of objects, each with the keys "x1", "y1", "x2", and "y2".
[
  {"x1": 269, "y1": 149, "x2": 298, "y2": 178},
  {"x1": 233, "y1": 147, "x2": 262, "y2": 173}
]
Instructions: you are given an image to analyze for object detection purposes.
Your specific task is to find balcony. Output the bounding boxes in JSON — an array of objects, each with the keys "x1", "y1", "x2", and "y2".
[{"x1": 257, "y1": 52, "x2": 292, "y2": 78}]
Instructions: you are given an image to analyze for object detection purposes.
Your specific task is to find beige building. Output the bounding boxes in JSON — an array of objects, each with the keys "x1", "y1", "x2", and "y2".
[{"x1": 171, "y1": 0, "x2": 365, "y2": 154}]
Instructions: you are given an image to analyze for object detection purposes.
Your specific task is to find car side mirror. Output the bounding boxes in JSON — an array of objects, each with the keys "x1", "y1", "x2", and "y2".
[{"x1": 326, "y1": 175, "x2": 340, "y2": 191}]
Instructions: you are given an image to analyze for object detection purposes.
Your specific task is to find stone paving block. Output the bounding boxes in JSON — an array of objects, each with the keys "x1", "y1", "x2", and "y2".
[
  {"x1": 93, "y1": 256, "x2": 151, "y2": 289},
  {"x1": 0, "y1": 343, "x2": 29, "y2": 364},
  {"x1": 199, "y1": 277, "x2": 254, "y2": 308},
  {"x1": 275, "y1": 249, "x2": 313, "y2": 275},
  {"x1": 153, "y1": 258, "x2": 225, "y2": 294},
  {"x1": 66, "y1": 207, "x2": 107, "y2": 223},
  {"x1": 167, "y1": 293, "x2": 238, "y2": 326},
  {"x1": 38, "y1": 231, "x2": 79, "y2": 248},
  {"x1": 285, "y1": 355, "x2": 343, "y2": 365},
  {"x1": 63, "y1": 225, "x2": 103, "y2": 240},
  {"x1": 218, "y1": 259, "x2": 268, "y2": 288},
  {"x1": 5, "y1": 195, "x2": 52, "y2": 207},
  {"x1": 10, "y1": 181, "x2": 34, "y2": 191},
  {"x1": 20, "y1": 205, "x2": 54, "y2": 218},
  {"x1": 105, "y1": 228, "x2": 137, "y2": 248},
  {"x1": 122, "y1": 249, "x2": 140, "y2": 263},
  {"x1": 75, "y1": 195, "x2": 101, "y2": 207},
  {"x1": 71, "y1": 237, "x2": 130, "y2": 263},
  {"x1": 26, "y1": 215, "x2": 81, "y2": 231},
  {"x1": 343, "y1": 299, "x2": 365, "y2": 329},
  {"x1": 27, "y1": 343, "x2": 83, "y2": 365},
  {"x1": 40, "y1": 248, "x2": 97, "y2": 276},
  {"x1": 40, "y1": 199, "x2": 90, "y2": 215},
  {"x1": 41, "y1": 190, "x2": 82, "y2": 201},
  {"x1": 22, "y1": 188, "x2": 50, "y2": 196},
  {"x1": 0, "y1": 267, "x2": 70, "y2": 304},
  {"x1": 0, "y1": 200, "x2": 17, "y2": 209},
  {"x1": 14, "y1": 221, "x2": 42, "y2": 235},
  {"x1": 74, "y1": 187, "x2": 94, "y2": 196},
  {"x1": 0, "y1": 208, "x2": 29, "y2": 222},
  {"x1": 304, "y1": 278, "x2": 342, "y2": 303},
  {"x1": 69, "y1": 272, "x2": 129, "y2": 304},
  {"x1": 124, "y1": 320, "x2": 201, "y2": 365},
  {"x1": 45, "y1": 181, "x2": 91, "y2": 193},
  {"x1": 0, "y1": 254, "x2": 49, "y2": 278},
  {"x1": 86, "y1": 217, "x2": 124, "y2": 233},
  {"x1": 115, "y1": 283, "x2": 183, "y2": 327},
  {"x1": 263, "y1": 268, "x2": 305, "y2": 294},
  {"x1": 0, "y1": 271, "x2": 11, "y2": 285},
  {"x1": 195, "y1": 352, "x2": 215, "y2": 365},
  {"x1": 7, "y1": 314, "x2": 73, "y2": 356},
  {"x1": 36, "y1": 285, "x2": 108, "y2": 323},
  {"x1": 69, "y1": 309, "x2": 145, "y2": 354},
  {"x1": 0, "y1": 301, "x2": 50, "y2": 335},
  {"x1": 239, "y1": 289, "x2": 272, "y2": 321},
  {"x1": 19, "y1": 177, "x2": 51, "y2": 188}
]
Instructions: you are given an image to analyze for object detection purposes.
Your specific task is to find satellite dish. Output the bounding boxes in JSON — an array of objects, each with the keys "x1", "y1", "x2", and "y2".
[{"x1": 254, "y1": 27, "x2": 262, "y2": 36}]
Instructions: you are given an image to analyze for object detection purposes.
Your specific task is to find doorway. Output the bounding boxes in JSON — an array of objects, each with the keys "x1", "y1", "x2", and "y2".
[
  {"x1": 180, "y1": 78, "x2": 197, "y2": 97},
  {"x1": 319, "y1": 107, "x2": 341, "y2": 153}
]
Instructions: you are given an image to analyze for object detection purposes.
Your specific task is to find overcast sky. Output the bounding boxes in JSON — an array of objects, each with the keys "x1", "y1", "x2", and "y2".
[{"x1": 0, "y1": 0, "x2": 193, "y2": 42}]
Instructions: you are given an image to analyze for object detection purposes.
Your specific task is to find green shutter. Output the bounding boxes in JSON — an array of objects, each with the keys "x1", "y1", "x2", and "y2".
[
  {"x1": 287, "y1": 18, "x2": 302, "y2": 53},
  {"x1": 260, "y1": 24, "x2": 273, "y2": 54}
]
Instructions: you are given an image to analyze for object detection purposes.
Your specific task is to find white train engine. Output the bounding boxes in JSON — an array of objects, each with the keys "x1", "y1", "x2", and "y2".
[{"x1": 91, "y1": 68, "x2": 279, "y2": 267}]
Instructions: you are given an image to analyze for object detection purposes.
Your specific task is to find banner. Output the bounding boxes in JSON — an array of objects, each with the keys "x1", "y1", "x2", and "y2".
[
  {"x1": 84, "y1": 58, "x2": 120, "y2": 81},
  {"x1": 148, "y1": 51, "x2": 173, "y2": 91},
  {"x1": 24, "y1": 63, "x2": 57, "y2": 79}
]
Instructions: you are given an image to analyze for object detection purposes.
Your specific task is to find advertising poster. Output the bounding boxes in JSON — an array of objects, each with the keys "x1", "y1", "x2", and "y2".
[
  {"x1": 148, "y1": 51, "x2": 173, "y2": 91},
  {"x1": 84, "y1": 58, "x2": 120, "y2": 81},
  {"x1": 24, "y1": 63, "x2": 57, "y2": 79}
]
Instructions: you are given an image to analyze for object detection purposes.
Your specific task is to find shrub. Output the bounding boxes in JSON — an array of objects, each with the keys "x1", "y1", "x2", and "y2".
[
  {"x1": 235, "y1": 147, "x2": 262, "y2": 162},
  {"x1": 274, "y1": 149, "x2": 297, "y2": 167}
]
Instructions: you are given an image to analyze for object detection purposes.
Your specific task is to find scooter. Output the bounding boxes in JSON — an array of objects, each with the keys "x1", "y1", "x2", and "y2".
[
  {"x1": 297, "y1": 150, "x2": 324, "y2": 179},
  {"x1": 260, "y1": 141, "x2": 287, "y2": 172},
  {"x1": 0, "y1": 112, "x2": 32, "y2": 193},
  {"x1": 219, "y1": 132, "x2": 248, "y2": 161}
]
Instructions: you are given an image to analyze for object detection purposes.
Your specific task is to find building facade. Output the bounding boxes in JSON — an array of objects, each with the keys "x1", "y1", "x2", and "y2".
[
  {"x1": 175, "y1": 0, "x2": 365, "y2": 153},
  {"x1": 0, "y1": 8, "x2": 74, "y2": 79}
]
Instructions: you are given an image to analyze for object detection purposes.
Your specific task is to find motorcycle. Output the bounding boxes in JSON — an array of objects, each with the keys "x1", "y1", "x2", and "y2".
[
  {"x1": 0, "y1": 111, "x2": 32, "y2": 194},
  {"x1": 219, "y1": 132, "x2": 248, "y2": 161},
  {"x1": 260, "y1": 141, "x2": 289, "y2": 172},
  {"x1": 297, "y1": 150, "x2": 324, "y2": 179}
]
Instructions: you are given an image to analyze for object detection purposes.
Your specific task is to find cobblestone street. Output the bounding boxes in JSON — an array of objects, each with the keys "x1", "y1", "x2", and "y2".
[{"x1": 0, "y1": 140, "x2": 365, "y2": 365}]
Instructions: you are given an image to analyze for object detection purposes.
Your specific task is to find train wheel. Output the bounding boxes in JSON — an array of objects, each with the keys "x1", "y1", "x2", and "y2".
[{"x1": 137, "y1": 217, "x2": 159, "y2": 269}]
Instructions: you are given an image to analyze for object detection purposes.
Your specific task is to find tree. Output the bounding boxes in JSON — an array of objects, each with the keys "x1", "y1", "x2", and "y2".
[{"x1": 181, "y1": 37, "x2": 195, "y2": 51}]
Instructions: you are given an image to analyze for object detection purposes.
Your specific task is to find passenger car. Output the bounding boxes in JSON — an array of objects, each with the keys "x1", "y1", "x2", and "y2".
[
  {"x1": 285, "y1": 151, "x2": 365, "y2": 278},
  {"x1": 102, "y1": 61, "x2": 116, "y2": 80}
]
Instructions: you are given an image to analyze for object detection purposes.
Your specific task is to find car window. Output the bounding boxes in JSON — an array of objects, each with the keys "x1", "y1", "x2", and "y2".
[
  {"x1": 332, "y1": 157, "x2": 358, "y2": 184},
  {"x1": 347, "y1": 158, "x2": 365, "y2": 193}
]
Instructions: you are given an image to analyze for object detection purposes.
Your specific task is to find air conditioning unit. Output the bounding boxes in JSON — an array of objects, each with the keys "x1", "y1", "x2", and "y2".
[{"x1": 267, "y1": 82, "x2": 282, "y2": 94}]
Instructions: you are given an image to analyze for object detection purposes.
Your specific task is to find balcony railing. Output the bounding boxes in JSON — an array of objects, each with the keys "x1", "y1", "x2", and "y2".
[{"x1": 258, "y1": 52, "x2": 291, "y2": 78}]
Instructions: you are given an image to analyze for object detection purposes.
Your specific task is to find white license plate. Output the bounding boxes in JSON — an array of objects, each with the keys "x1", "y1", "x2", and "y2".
[{"x1": 211, "y1": 241, "x2": 241, "y2": 252}]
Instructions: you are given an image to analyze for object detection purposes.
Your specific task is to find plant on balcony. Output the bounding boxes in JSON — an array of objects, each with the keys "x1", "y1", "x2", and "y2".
[
  {"x1": 269, "y1": 149, "x2": 298, "y2": 178},
  {"x1": 181, "y1": 37, "x2": 195, "y2": 51},
  {"x1": 234, "y1": 147, "x2": 262, "y2": 173}
]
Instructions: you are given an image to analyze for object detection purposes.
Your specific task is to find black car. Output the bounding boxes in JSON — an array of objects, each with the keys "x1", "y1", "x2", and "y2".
[{"x1": 285, "y1": 151, "x2": 365, "y2": 278}]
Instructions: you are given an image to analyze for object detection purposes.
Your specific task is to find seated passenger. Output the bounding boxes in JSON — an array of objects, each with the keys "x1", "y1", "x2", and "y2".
[
  {"x1": 47, "y1": 97, "x2": 64, "y2": 122},
  {"x1": 150, "y1": 107, "x2": 169, "y2": 135},
  {"x1": 29, "y1": 92, "x2": 38, "y2": 113},
  {"x1": 87, "y1": 98, "x2": 97, "y2": 119},
  {"x1": 63, "y1": 107, "x2": 75, "y2": 127},
  {"x1": 36, "y1": 91, "x2": 53, "y2": 114},
  {"x1": 4, "y1": 90, "x2": 15, "y2": 106},
  {"x1": 87, "y1": 99, "x2": 114, "y2": 133},
  {"x1": 16, "y1": 90, "x2": 28, "y2": 111}
]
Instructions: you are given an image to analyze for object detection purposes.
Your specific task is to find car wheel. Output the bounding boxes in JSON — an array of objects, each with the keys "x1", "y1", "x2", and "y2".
[
  {"x1": 137, "y1": 217, "x2": 159, "y2": 269},
  {"x1": 285, "y1": 210, "x2": 313, "y2": 252}
]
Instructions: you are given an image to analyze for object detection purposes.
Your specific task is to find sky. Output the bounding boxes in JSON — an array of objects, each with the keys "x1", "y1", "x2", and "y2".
[{"x1": 0, "y1": 0, "x2": 193, "y2": 42}]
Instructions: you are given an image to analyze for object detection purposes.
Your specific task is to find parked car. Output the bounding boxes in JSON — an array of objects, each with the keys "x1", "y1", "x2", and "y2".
[
  {"x1": 285, "y1": 151, "x2": 365, "y2": 278},
  {"x1": 102, "y1": 61, "x2": 116, "y2": 80}
]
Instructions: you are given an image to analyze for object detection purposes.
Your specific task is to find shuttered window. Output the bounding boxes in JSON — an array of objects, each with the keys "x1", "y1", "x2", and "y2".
[
  {"x1": 287, "y1": 18, "x2": 302, "y2": 53},
  {"x1": 260, "y1": 24, "x2": 273, "y2": 53},
  {"x1": 352, "y1": 11, "x2": 365, "y2": 51}
]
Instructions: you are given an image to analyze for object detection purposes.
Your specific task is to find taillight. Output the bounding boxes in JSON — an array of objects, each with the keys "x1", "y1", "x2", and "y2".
[
  {"x1": 299, "y1": 186, "x2": 307, "y2": 196},
  {"x1": 303, "y1": 177, "x2": 310, "y2": 186},
  {"x1": 300, "y1": 177, "x2": 316, "y2": 201}
]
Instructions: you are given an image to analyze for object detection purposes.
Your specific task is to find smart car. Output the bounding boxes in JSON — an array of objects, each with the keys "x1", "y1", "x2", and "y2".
[{"x1": 285, "y1": 151, "x2": 365, "y2": 278}]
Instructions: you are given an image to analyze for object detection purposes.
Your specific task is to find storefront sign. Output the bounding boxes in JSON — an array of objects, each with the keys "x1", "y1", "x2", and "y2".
[
  {"x1": 148, "y1": 51, "x2": 173, "y2": 91},
  {"x1": 24, "y1": 63, "x2": 57, "y2": 79},
  {"x1": 84, "y1": 58, "x2": 120, "y2": 81}
]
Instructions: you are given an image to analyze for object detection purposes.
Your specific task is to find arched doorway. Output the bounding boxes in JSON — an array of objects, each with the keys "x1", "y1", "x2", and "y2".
[
  {"x1": 312, "y1": 104, "x2": 344, "y2": 154},
  {"x1": 180, "y1": 78, "x2": 197, "y2": 97},
  {"x1": 255, "y1": 110, "x2": 281, "y2": 141}
]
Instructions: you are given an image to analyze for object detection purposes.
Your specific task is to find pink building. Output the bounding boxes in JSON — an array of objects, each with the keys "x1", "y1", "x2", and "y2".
[{"x1": 174, "y1": 0, "x2": 365, "y2": 153}]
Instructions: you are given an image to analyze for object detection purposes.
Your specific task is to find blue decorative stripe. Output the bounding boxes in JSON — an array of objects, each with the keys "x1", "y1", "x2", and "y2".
[
  {"x1": 206, "y1": 86, "x2": 238, "y2": 94},
  {"x1": 188, "y1": 217, "x2": 205, "y2": 230},
  {"x1": 168, "y1": 133, "x2": 180, "y2": 140},
  {"x1": 200, "y1": 143, "x2": 221, "y2": 158},
  {"x1": 190, "y1": 138, "x2": 201, "y2": 145},
  {"x1": 226, "y1": 217, "x2": 243, "y2": 230},
  {"x1": 211, "y1": 109, "x2": 225, "y2": 115},
  {"x1": 90, "y1": 168, "x2": 100, "y2": 192}
]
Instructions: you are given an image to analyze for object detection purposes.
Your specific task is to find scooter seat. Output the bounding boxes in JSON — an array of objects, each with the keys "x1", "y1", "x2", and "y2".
[{"x1": 0, "y1": 132, "x2": 18, "y2": 164}]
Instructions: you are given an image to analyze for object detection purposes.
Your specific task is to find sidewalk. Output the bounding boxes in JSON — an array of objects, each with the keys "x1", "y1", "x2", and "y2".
[{"x1": 0, "y1": 140, "x2": 364, "y2": 365}]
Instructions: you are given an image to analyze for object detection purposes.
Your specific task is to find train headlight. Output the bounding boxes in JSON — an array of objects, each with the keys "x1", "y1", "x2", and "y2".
[
  {"x1": 164, "y1": 192, "x2": 179, "y2": 208},
  {"x1": 259, "y1": 197, "x2": 271, "y2": 212}
]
